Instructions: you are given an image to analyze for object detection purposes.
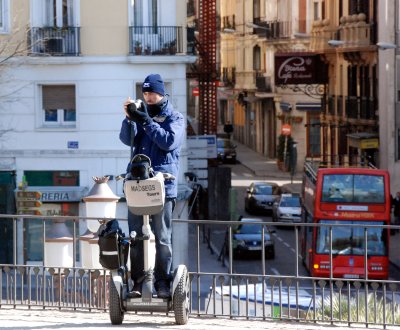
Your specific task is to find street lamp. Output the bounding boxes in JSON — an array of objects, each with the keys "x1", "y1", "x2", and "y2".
[
  {"x1": 328, "y1": 39, "x2": 345, "y2": 47},
  {"x1": 222, "y1": 28, "x2": 236, "y2": 34},
  {"x1": 81, "y1": 176, "x2": 120, "y2": 269},
  {"x1": 246, "y1": 22, "x2": 270, "y2": 30},
  {"x1": 376, "y1": 42, "x2": 397, "y2": 50},
  {"x1": 293, "y1": 32, "x2": 311, "y2": 39}
]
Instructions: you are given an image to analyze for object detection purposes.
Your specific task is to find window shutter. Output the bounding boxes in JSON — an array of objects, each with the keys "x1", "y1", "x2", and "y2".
[{"x1": 43, "y1": 85, "x2": 75, "y2": 109}]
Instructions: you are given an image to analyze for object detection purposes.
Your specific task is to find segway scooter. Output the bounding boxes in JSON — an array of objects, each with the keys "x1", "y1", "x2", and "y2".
[{"x1": 100, "y1": 154, "x2": 190, "y2": 325}]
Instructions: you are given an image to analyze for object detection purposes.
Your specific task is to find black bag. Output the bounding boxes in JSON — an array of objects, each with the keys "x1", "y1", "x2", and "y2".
[{"x1": 97, "y1": 219, "x2": 129, "y2": 269}]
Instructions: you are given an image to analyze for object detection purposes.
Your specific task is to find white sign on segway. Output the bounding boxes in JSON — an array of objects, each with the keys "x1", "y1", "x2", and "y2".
[{"x1": 124, "y1": 172, "x2": 165, "y2": 215}]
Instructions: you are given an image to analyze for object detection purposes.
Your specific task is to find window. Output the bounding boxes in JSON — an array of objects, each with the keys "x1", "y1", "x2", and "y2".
[
  {"x1": 133, "y1": 0, "x2": 157, "y2": 27},
  {"x1": 25, "y1": 170, "x2": 79, "y2": 186},
  {"x1": 316, "y1": 220, "x2": 387, "y2": 256},
  {"x1": 253, "y1": 45, "x2": 261, "y2": 71},
  {"x1": 41, "y1": 85, "x2": 76, "y2": 128},
  {"x1": 321, "y1": 174, "x2": 385, "y2": 203},
  {"x1": 313, "y1": 0, "x2": 325, "y2": 20},
  {"x1": 44, "y1": 0, "x2": 74, "y2": 27},
  {"x1": 0, "y1": 0, "x2": 9, "y2": 34},
  {"x1": 307, "y1": 114, "x2": 321, "y2": 157},
  {"x1": 23, "y1": 170, "x2": 80, "y2": 262}
]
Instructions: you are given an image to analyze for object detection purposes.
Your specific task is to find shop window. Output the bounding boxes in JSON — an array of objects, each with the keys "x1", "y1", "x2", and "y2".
[
  {"x1": 22, "y1": 170, "x2": 80, "y2": 263},
  {"x1": 24, "y1": 170, "x2": 79, "y2": 186}
]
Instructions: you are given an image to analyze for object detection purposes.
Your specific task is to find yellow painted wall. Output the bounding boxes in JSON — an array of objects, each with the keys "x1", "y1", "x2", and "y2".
[
  {"x1": 0, "y1": 0, "x2": 30, "y2": 57},
  {"x1": 80, "y1": 0, "x2": 129, "y2": 56}
]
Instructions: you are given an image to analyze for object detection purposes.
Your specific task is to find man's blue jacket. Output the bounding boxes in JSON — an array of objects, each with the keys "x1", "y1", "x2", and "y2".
[{"x1": 119, "y1": 99, "x2": 184, "y2": 198}]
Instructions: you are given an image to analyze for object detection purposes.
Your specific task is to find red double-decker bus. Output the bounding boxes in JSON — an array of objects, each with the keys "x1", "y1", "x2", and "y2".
[{"x1": 300, "y1": 160, "x2": 391, "y2": 280}]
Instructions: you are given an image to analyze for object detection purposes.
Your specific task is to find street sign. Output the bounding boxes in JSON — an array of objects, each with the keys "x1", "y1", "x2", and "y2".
[
  {"x1": 17, "y1": 209, "x2": 42, "y2": 216},
  {"x1": 16, "y1": 200, "x2": 42, "y2": 208},
  {"x1": 16, "y1": 191, "x2": 41, "y2": 200},
  {"x1": 281, "y1": 124, "x2": 292, "y2": 136},
  {"x1": 192, "y1": 87, "x2": 200, "y2": 97}
]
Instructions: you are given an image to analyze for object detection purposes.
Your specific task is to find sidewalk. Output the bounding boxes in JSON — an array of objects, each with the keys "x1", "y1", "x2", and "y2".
[
  {"x1": 233, "y1": 140, "x2": 400, "y2": 271},
  {"x1": 0, "y1": 306, "x2": 382, "y2": 330}
]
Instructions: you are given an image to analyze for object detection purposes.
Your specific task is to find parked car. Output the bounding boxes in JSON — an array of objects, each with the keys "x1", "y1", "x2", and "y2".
[
  {"x1": 272, "y1": 193, "x2": 302, "y2": 223},
  {"x1": 217, "y1": 138, "x2": 237, "y2": 164},
  {"x1": 244, "y1": 181, "x2": 282, "y2": 215},
  {"x1": 226, "y1": 218, "x2": 275, "y2": 259}
]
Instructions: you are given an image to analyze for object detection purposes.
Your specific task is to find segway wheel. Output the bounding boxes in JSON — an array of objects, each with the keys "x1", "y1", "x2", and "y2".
[
  {"x1": 108, "y1": 279, "x2": 124, "y2": 325},
  {"x1": 173, "y1": 267, "x2": 190, "y2": 325}
]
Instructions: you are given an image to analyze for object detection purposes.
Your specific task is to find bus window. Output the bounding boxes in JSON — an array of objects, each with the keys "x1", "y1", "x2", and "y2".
[
  {"x1": 316, "y1": 220, "x2": 387, "y2": 256},
  {"x1": 354, "y1": 175, "x2": 384, "y2": 203},
  {"x1": 322, "y1": 174, "x2": 385, "y2": 203}
]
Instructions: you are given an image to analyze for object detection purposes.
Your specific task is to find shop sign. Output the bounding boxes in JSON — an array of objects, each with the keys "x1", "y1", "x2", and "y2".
[
  {"x1": 360, "y1": 139, "x2": 379, "y2": 149},
  {"x1": 275, "y1": 53, "x2": 327, "y2": 85}
]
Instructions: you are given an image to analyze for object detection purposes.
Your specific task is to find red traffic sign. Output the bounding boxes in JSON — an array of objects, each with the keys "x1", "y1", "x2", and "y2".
[
  {"x1": 192, "y1": 87, "x2": 200, "y2": 97},
  {"x1": 281, "y1": 124, "x2": 292, "y2": 136}
]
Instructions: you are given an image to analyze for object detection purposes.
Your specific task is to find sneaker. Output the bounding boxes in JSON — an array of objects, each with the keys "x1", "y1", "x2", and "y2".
[
  {"x1": 128, "y1": 281, "x2": 142, "y2": 298},
  {"x1": 155, "y1": 280, "x2": 171, "y2": 299}
]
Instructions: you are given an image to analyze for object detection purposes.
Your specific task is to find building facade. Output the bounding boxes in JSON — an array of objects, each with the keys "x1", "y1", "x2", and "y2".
[
  {"x1": 0, "y1": 0, "x2": 195, "y2": 264},
  {"x1": 218, "y1": 0, "x2": 383, "y2": 175},
  {"x1": 379, "y1": 0, "x2": 400, "y2": 193}
]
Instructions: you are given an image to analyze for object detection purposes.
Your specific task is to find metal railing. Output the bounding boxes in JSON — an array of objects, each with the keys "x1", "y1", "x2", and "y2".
[
  {"x1": 0, "y1": 214, "x2": 399, "y2": 327},
  {"x1": 28, "y1": 27, "x2": 80, "y2": 56},
  {"x1": 128, "y1": 26, "x2": 183, "y2": 55}
]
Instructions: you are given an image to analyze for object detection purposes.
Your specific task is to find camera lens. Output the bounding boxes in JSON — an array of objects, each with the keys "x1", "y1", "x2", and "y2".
[{"x1": 127, "y1": 102, "x2": 137, "y2": 117}]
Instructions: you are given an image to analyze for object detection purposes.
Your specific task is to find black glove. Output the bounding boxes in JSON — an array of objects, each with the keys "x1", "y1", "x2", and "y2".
[{"x1": 127, "y1": 100, "x2": 152, "y2": 125}]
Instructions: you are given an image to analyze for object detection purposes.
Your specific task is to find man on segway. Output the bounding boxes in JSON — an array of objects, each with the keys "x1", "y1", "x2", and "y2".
[{"x1": 119, "y1": 73, "x2": 184, "y2": 299}]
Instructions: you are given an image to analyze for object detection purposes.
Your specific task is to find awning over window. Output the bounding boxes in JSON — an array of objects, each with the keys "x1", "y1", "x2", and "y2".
[
  {"x1": 280, "y1": 102, "x2": 292, "y2": 112},
  {"x1": 296, "y1": 102, "x2": 321, "y2": 111},
  {"x1": 347, "y1": 132, "x2": 379, "y2": 149}
]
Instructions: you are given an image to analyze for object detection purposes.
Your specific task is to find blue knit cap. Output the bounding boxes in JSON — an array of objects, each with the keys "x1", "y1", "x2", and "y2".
[{"x1": 142, "y1": 74, "x2": 165, "y2": 96}]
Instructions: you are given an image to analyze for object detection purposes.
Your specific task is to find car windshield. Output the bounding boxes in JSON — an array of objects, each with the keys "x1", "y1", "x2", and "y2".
[
  {"x1": 238, "y1": 224, "x2": 270, "y2": 238},
  {"x1": 217, "y1": 139, "x2": 231, "y2": 148},
  {"x1": 255, "y1": 185, "x2": 273, "y2": 195},
  {"x1": 280, "y1": 197, "x2": 300, "y2": 207}
]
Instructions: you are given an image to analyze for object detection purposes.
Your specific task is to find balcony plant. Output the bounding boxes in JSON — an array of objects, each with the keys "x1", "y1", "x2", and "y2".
[
  {"x1": 144, "y1": 44, "x2": 151, "y2": 55},
  {"x1": 168, "y1": 40, "x2": 177, "y2": 54},
  {"x1": 134, "y1": 41, "x2": 142, "y2": 55}
]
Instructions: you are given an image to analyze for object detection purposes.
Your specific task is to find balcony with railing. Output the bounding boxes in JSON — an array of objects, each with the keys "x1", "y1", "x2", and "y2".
[
  {"x1": 128, "y1": 26, "x2": 183, "y2": 55},
  {"x1": 346, "y1": 96, "x2": 359, "y2": 119},
  {"x1": 345, "y1": 96, "x2": 377, "y2": 120},
  {"x1": 251, "y1": 18, "x2": 291, "y2": 40},
  {"x1": 221, "y1": 67, "x2": 236, "y2": 87},
  {"x1": 310, "y1": 14, "x2": 377, "y2": 51},
  {"x1": 255, "y1": 71, "x2": 272, "y2": 92},
  {"x1": 29, "y1": 27, "x2": 80, "y2": 56}
]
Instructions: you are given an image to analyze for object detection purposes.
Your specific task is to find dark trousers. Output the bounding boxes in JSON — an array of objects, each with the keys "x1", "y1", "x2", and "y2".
[{"x1": 128, "y1": 198, "x2": 175, "y2": 285}]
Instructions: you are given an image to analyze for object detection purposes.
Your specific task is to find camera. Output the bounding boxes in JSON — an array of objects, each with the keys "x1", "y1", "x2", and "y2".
[{"x1": 127, "y1": 99, "x2": 144, "y2": 117}]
